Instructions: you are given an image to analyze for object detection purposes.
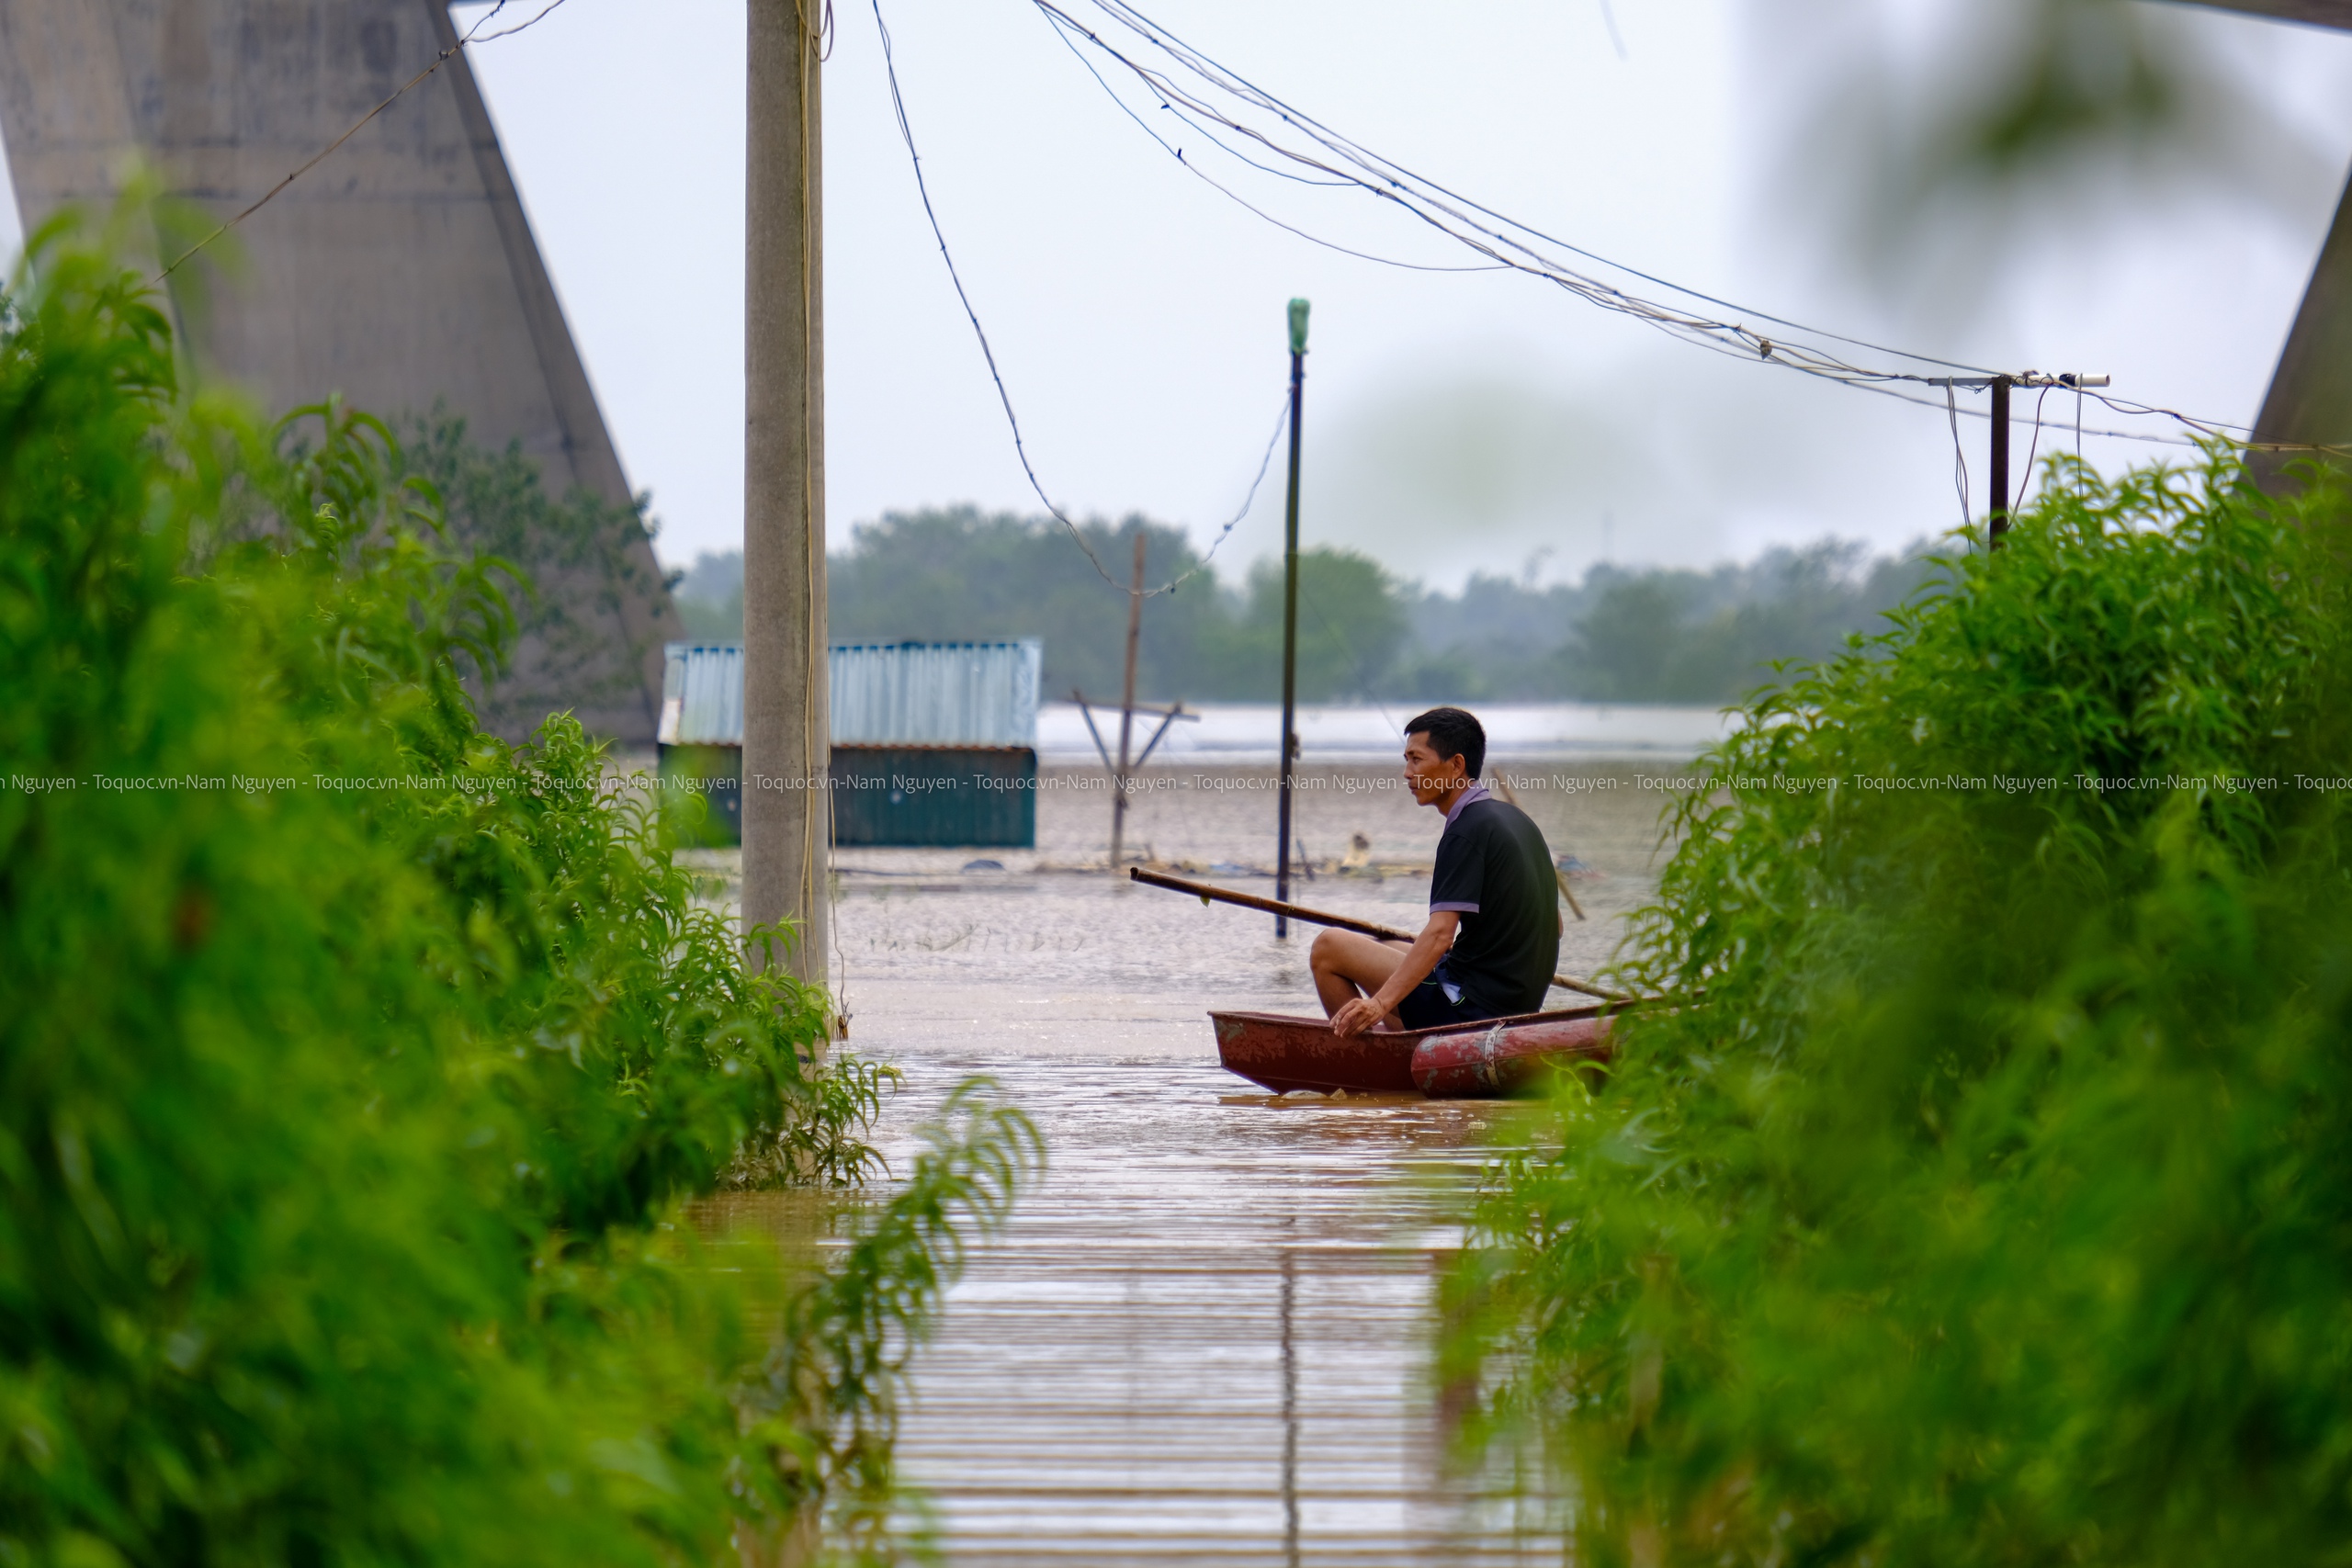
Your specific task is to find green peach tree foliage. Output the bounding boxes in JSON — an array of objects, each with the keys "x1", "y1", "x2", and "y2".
[
  {"x1": 1446, "y1": 450, "x2": 2352, "y2": 1565},
  {"x1": 0, "y1": 224, "x2": 1035, "y2": 1564}
]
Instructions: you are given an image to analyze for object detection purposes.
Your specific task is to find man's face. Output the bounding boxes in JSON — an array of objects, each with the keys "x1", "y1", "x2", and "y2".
[{"x1": 1402, "y1": 732, "x2": 1467, "y2": 807}]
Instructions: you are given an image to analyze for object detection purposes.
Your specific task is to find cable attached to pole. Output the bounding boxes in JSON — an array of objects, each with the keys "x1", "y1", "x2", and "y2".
[
  {"x1": 872, "y1": 0, "x2": 1289, "y2": 601},
  {"x1": 2018, "y1": 385, "x2": 2052, "y2": 517},
  {"x1": 1945, "y1": 381, "x2": 1972, "y2": 536},
  {"x1": 1032, "y1": 0, "x2": 2352, "y2": 462}
]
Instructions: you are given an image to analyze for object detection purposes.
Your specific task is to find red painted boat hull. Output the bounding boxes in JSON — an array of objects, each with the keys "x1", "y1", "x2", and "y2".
[
  {"x1": 1408, "y1": 1014, "x2": 1612, "y2": 1098},
  {"x1": 1209, "y1": 1007, "x2": 1617, "y2": 1100}
]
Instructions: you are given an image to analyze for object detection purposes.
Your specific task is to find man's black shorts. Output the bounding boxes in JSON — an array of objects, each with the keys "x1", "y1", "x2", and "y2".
[{"x1": 1396, "y1": 959, "x2": 1504, "y2": 1032}]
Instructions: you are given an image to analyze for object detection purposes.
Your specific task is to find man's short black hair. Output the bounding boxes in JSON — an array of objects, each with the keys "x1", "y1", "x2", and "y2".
[{"x1": 1405, "y1": 706, "x2": 1486, "y2": 780}]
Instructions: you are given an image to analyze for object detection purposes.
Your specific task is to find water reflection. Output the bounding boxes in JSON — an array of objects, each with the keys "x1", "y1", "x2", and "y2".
[
  {"x1": 693, "y1": 762, "x2": 1670, "y2": 1562},
  {"x1": 731, "y1": 1055, "x2": 1557, "y2": 1565},
  {"x1": 1281, "y1": 1241, "x2": 1299, "y2": 1568}
]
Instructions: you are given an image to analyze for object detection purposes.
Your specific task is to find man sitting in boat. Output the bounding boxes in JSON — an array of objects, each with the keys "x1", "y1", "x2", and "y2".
[{"x1": 1312, "y1": 707, "x2": 1561, "y2": 1036}]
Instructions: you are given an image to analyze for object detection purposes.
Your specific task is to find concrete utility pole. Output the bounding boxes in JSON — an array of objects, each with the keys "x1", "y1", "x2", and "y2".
[
  {"x1": 743, "y1": 0, "x2": 831, "y2": 991},
  {"x1": 0, "y1": 0, "x2": 677, "y2": 743}
]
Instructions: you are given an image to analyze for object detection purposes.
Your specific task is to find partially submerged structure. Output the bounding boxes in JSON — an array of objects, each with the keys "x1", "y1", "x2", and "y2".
[
  {"x1": 0, "y1": 0, "x2": 675, "y2": 740},
  {"x1": 660, "y1": 641, "x2": 1043, "y2": 848}
]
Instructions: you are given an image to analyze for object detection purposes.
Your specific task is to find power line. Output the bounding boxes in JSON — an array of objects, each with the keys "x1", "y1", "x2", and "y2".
[
  {"x1": 1944, "y1": 383, "x2": 1972, "y2": 534},
  {"x1": 880, "y1": 0, "x2": 2213, "y2": 590},
  {"x1": 1033, "y1": 0, "x2": 2351, "y2": 461},
  {"x1": 153, "y1": 0, "x2": 577, "y2": 285},
  {"x1": 2018, "y1": 386, "x2": 2052, "y2": 516},
  {"x1": 873, "y1": 0, "x2": 1288, "y2": 600},
  {"x1": 1037, "y1": 0, "x2": 1991, "y2": 383},
  {"x1": 1596, "y1": 0, "x2": 1630, "y2": 62},
  {"x1": 1861, "y1": 378, "x2": 2183, "y2": 446},
  {"x1": 467, "y1": 0, "x2": 575, "y2": 43},
  {"x1": 868, "y1": 0, "x2": 2347, "y2": 600},
  {"x1": 1035, "y1": 12, "x2": 1503, "y2": 275}
]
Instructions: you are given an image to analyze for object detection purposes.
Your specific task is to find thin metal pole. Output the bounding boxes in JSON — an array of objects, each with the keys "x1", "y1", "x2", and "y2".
[
  {"x1": 1988, "y1": 374, "x2": 2012, "y2": 547},
  {"x1": 1276, "y1": 299, "x2": 1308, "y2": 936},
  {"x1": 1111, "y1": 531, "x2": 1144, "y2": 874}
]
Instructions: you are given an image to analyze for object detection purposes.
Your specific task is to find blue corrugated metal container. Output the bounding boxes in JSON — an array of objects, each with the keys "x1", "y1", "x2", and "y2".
[
  {"x1": 656, "y1": 642, "x2": 1040, "y2": 848},
  {"x1": 831, "y1": 640, "x2": 1040, "y2": 746},
  {"x1": 660, "y1": 641, "x2": 1038, "y2": 748},
  {"x1": 659, "y1": 642, "x2": 746, "y2": 748}
]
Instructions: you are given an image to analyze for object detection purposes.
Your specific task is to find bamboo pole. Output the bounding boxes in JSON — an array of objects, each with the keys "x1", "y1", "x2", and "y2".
[{"x1": 1127, "y1": 867, "x2": 1634, "y2": 1003}]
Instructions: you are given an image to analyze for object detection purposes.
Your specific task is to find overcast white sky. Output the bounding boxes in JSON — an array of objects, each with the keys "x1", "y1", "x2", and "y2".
[{"x1": 11, "y1": 2, "x2": 2352, "y2": 591}]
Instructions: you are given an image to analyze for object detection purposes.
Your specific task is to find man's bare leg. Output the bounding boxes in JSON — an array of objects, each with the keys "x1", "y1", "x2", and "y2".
[{"x1": 1310, "y1": 929, "x2": 1413, "y2": 1031}]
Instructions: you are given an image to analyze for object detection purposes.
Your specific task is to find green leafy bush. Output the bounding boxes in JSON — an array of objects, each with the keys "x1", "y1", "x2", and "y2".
[
  {"x1": 393, "y1": 409, "x2": 673, "y2": 743},
  {"x1": 1, "y1": 220, "x2": 1035, "y2": 1565},
  {"x1": 1445, "y1": 452, "x2": 2352, "y2": 1564}
]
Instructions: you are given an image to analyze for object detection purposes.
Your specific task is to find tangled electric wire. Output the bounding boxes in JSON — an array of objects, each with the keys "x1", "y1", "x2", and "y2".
[{"x1": 1017, "y1": 0, "x2": 2346, "y2": 462}]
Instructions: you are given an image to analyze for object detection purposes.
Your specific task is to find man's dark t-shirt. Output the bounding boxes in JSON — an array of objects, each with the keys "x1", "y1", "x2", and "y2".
[{"x1": 1430, "y1": 793, "x2": 1560, "y2": 1017}]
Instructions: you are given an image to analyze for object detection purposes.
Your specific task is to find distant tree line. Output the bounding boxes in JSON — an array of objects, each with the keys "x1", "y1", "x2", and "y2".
[{"x1": 671, "y1": 505, "x2": 1940, "y2": 705}]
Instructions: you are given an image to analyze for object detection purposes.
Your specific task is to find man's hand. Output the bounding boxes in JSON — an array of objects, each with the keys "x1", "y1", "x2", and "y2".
[{"x1": 1326, "y1": 908, "x2": 1461, "y2": 1037}]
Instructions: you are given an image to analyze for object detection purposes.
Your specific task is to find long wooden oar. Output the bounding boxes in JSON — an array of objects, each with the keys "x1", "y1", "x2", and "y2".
[{"x1": 1127, "y1": 866, "x2": 1634, "y2": 1003}]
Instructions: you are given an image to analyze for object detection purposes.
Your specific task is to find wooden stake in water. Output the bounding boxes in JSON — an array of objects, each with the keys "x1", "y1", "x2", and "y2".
[
  {"x1": 1111, "y1": 531, "x2": 1145, "y2": 874},
  {"x1": 1275, "y1": 298, "x2": 1308, "y2": 935}
]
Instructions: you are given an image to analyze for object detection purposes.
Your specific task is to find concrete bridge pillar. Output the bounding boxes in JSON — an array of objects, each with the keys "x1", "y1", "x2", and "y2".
[{"x1": 0, "y1": 0, "x2": 675, "y2": 741}]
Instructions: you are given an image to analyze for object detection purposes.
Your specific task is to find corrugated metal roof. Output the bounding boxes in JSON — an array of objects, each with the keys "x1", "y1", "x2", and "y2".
[
  {"x1": 660, "y1": 640, "x2": 1041, "y2": 748},
  {"x1": 659, "y1": 643, "x2": 746, "y2": 748},
  {"x1": 831, "y1": 640, "x2": 1041, "y2": 746}
]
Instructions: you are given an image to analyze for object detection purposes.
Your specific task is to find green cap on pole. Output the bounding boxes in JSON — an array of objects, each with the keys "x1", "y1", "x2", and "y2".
[{"x1": 1288, "y1": 297, "x2": 1310, "y2": 355}]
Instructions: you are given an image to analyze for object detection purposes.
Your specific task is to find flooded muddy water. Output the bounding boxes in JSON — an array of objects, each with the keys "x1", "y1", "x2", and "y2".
[{"x1": 696, "y1": 761, "x2": 1684, "y2": 1563}]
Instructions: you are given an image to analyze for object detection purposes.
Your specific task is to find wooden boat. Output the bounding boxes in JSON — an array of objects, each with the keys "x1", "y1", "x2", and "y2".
[
  {"x1": 1209, "y1": 1005, "x2": 1618, "y2": 1100},
  {"x1": 1410, "y1": 1011, "x2": 1614, "y2": 1098}
]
